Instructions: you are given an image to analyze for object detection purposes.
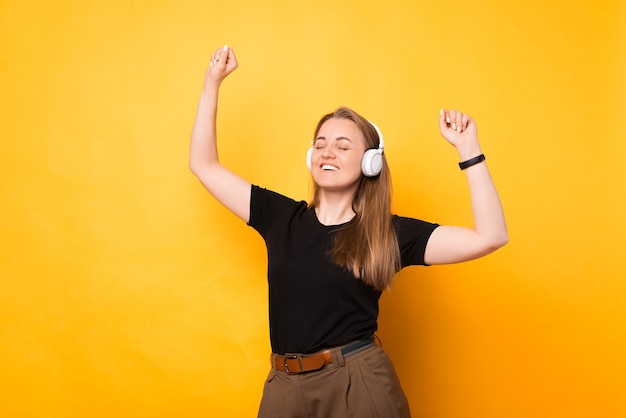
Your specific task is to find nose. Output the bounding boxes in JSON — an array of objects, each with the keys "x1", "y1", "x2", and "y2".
[{"x1": 321, "y1": 147, "x2": 335, "y2": 159}]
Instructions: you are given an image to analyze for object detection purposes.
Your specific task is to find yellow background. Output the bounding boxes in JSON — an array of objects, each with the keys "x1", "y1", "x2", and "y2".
[{"x1": 1, "y1": 1, "x2": 625, "y2": 417}]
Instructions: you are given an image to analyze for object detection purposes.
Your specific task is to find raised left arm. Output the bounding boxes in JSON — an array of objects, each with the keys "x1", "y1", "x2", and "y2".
[{"x1": 424, "y1": 109, "x2": 508, "y2": 265}]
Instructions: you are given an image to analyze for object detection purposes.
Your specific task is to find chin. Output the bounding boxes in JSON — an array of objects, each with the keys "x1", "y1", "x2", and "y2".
[{"x1": 313, "y1": 178, "x2": 360, "y2": 193}]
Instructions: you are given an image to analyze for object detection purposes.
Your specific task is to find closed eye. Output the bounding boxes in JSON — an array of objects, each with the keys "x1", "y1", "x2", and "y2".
[
  {"x1": 336, "y1": 138, "x2": 352, "y2": 151},
  {"x1": 313, "y1": 137, "x2": 352, "y2": 151}
]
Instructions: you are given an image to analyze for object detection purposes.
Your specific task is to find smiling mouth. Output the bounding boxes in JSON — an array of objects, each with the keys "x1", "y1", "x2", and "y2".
[{"x1": 321, "y1": 165, "x2": 339, "y2": 171}]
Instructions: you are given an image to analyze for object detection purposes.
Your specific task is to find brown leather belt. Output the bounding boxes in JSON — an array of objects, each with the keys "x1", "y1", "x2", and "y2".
[{"x1": 271, "y1": 337, "x2": 375, "y2": 374}]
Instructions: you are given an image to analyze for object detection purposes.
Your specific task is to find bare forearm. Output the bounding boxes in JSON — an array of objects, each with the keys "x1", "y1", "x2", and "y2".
[
  {"x1": 463, "y1": 159, "x2": 508, "y2": 248},
  {"x1": 189, "y1": 45, "x2": 236, "y2": 174},
  {"x1": 189, "y1": 81, "x2": 220, "y2": 173}
]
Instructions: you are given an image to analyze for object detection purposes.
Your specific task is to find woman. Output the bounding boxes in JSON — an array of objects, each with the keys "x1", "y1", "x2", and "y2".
[{"x1": 190, "y1": 45, "x2": 508, "y2": 418}]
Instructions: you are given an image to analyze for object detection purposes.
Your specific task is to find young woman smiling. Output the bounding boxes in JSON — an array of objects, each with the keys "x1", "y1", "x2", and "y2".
[{"x1": 190, "y1": 45, "x2": 508, "y2": 418}]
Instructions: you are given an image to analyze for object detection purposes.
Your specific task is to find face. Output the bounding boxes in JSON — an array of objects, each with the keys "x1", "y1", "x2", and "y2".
[{"x1": 310, "y1": 118, "x2": 366, "y2": 193}]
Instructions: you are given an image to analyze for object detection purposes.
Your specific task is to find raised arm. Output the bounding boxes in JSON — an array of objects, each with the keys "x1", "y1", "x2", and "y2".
[
  {"x1": 424, "y1": 109, "x2": 508, "y2": 265},
  {"x1": 189, "y1": 46, "x2": 251, "y2": 222}
]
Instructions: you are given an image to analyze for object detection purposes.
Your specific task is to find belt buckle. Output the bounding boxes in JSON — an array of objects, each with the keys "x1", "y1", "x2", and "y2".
[{"x1": 283, "y1": 354, "x2": 304, "y2": 374}]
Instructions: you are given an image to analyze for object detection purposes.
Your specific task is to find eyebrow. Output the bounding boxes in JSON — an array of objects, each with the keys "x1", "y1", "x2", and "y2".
[{"x1": 315, "y1": 136, "x2": 353, "y2": 142}]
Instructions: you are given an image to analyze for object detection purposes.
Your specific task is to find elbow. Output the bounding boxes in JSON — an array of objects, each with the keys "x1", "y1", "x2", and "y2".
[
  {"x1": 189, "y1": 157, "x2": 205, "y2": 178},
  {"x1": 487, "y1": 231, "x2": 509, "y2": 253},
  {"x1": 501, "y1": 232, "x2": 509, "y2": 248},
  {"x1": 189, "y1": 159, "x2": 222, "y2": 184},
  {"x1": 189, "y1": 160, "x2": 199, "y2": 177},
  {"x1": 498, "y1": 226, "x2": 509, "y2": 248},
  {"x1": 475, "y1": 228, "x2": 508, "y2": 257}
]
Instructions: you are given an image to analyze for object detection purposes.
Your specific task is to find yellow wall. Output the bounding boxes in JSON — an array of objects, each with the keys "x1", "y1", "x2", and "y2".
[{"x1": 1, "y1": 1, "x2": 624, "y2": 417}]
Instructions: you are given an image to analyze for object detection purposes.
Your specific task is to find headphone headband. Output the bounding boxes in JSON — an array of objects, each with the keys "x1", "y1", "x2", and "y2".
[{"x1": 368, "y1": 120, "x2": 384, "y2": 152}]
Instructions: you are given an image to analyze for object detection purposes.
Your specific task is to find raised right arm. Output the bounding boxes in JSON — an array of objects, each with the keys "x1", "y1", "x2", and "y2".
[{"x1": 189, "y1": 46, "x2": 251, "y2": 223}]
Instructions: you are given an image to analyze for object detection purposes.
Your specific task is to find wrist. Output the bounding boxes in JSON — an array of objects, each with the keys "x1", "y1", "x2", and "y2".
[
  {"x1": 202, "y1": 80, "x2": 221, "y2": 99},
  {"x1": 459, "y1": 154, "x2": 486, "y2": 170},
  {"x1": 455, "y1": 143, "x2": 482, "y2": 161},
  {"x1": 203, "y1": 70, "x2": 224, "y2": 88}
]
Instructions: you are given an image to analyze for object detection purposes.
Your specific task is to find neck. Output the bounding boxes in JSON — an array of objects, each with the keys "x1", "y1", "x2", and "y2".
[{"x1": 315, "y1": 190, "x2": 356, "y2": 226}]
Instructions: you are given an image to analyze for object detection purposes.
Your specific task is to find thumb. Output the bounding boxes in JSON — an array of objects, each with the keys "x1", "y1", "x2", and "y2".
[
  {"x1": 218, "y1": 45, "x2": 229, "y2": 67},
  {"x1": 224, "y1": 45, "x2": 238, "y2": 69},
  {"x1": 439, "y1": 109, "x2": 449, "y2": 133},
  {"x1": 211, "y1": 45, "x2": 229, "y2": 68}
]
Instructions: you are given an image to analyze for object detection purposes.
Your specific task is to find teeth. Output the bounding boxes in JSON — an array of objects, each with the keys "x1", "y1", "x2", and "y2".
[{"x1": 322, "y1": 165, "x2": 339, "y2": 171}]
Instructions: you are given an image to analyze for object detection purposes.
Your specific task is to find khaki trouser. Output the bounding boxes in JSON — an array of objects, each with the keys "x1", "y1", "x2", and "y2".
[{"x1": 258, "y1": 344, "x2": 411, "y2": 418}]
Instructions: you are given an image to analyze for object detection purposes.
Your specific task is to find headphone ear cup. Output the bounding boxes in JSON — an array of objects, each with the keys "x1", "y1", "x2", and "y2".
[
  {"x1": 306, "y1": 147, "x2": 313, "y2": 171},
  {"x1": 361, "y1": 149, "x2": 383, "y2": 177}
]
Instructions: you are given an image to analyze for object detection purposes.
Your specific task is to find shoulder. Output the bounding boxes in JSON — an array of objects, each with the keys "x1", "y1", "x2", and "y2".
[
  {"x1": 392, "y1": 215, "x2": 439, "y2": 246},
  {"x1": 393, "y1": 215, "x2": 439, "y2": 233},
  {"x1": 249, "y1": 185, "x2": 309, "y2": 229},
  {"x1": 251, "y1": 185, "x2": 306, "y2": 208}
]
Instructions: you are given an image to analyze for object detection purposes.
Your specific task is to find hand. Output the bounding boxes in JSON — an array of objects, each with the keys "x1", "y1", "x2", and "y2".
[
  {"x1": 205, "y1": 45, "x2": 238, "y2": 86},
  {"x1": 439, "y1": 109, "x2": 481, "y2": 158}
]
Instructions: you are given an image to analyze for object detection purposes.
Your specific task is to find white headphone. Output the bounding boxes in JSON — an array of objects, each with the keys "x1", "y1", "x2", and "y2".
[{"x1": 306, "y1": 120, "x2": 385, "y2": 177}]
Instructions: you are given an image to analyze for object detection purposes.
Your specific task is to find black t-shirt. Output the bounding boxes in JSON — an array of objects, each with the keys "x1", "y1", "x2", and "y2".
[{"x1": 248, "y1": 185, "x2": 438, "y2": 355}]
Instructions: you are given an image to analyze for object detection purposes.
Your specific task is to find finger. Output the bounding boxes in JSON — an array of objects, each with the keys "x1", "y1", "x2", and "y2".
[
  {"x1": 225, "y1": 46, "x2": 238, "y2": 68},
  {"x1": 455, "y1": 111, "x2": 463, "y2": 133},
  {"x1": 461, "y1": 113, "x2": 470, "y2": 131},
  {"x1": 439, "y1": 109, "x2": 449, "y2": 131},
  {"x1": 210, "y1": 47, "x2": 222, "y2": 67},
  {"x1": 449, "y1": 109, "x2": 457, "y2": 130},
  {"x1": 225, "y1": 45, "x2": 233, "y2": 61},
  {"x1": 212, "y1": 45, "x2": 227, "y2": 63},
  {"x1": 217, "y1": 45, "x2": 227, "y2": 63}
]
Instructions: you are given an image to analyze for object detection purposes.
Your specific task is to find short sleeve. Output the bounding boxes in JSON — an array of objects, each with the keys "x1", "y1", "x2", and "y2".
[
  {"x1": 393, "y1": 215, "x2": 439, "y2": 267},
  {"x1": 248, "y1": 185, "x2": 304, "y2": 238}
]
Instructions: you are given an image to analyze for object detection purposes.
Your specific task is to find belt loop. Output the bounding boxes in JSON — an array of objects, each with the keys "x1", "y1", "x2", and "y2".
[
  {"x1": 331, "y1": 346, "x2": 345, "y2": 368},
  {"x1": 270, "y1": 354, "x2": 277, "y2": 372}
]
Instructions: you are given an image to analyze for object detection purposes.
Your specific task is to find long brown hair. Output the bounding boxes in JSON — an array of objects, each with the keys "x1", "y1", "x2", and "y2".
[{"x1": 309, "y1": 107, "x2": 401, "y2": 290}]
